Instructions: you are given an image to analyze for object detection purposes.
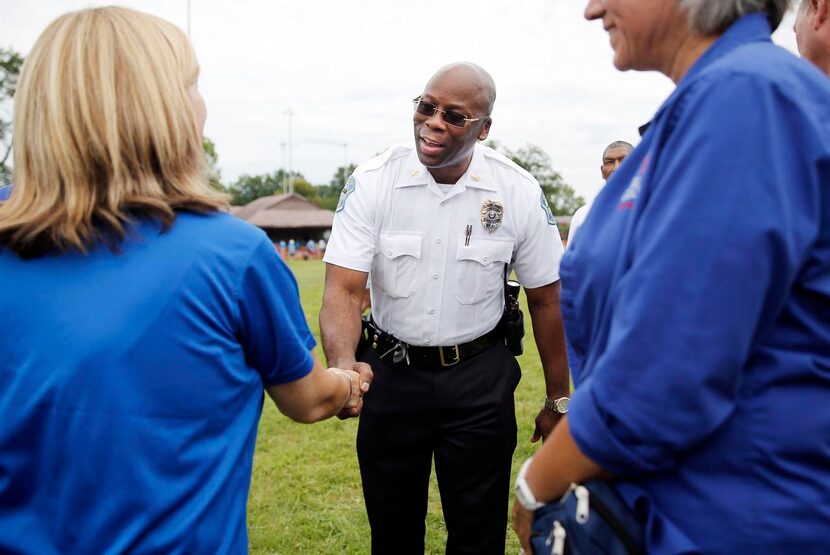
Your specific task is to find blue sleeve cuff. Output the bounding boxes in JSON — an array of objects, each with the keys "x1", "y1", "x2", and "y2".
[
  {"x1": 262, "y1": 350, "x2": 314, "y2": 386},
  {"x1": 569, "y1": 379, "x2": 673, "y2": 476}
]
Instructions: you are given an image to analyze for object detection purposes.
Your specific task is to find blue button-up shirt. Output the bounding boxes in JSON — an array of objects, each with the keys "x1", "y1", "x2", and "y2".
[{"x1": 562, "y1": 14, "x2": 830, "y2": 554}]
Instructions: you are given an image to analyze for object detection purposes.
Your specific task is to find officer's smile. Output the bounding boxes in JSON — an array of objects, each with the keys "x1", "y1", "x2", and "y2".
[{"x1": 419, "y1": 136, "x2": 445, "y2": 155}]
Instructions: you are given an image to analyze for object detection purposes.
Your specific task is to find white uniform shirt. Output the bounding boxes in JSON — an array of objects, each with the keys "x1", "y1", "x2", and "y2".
[
  {"x1": 566, "y1": 201, "x2": 592, "y2": 249},
  {"x1": 324, "y1": 143, "x2": 564, "y2": 346}
]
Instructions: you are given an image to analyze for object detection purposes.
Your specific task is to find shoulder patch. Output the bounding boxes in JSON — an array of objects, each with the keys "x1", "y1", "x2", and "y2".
[
  {"x1": 540, "y1": 192, "x2": 556, "y2": 226},
  {"x1": 336, "y1": 175, "x2": 356, "y2": 213}
]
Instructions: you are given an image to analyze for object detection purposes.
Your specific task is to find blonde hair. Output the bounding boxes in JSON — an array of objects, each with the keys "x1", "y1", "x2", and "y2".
[{"x1": 0, "y1": 6, "x2": 228, "y2": 258}]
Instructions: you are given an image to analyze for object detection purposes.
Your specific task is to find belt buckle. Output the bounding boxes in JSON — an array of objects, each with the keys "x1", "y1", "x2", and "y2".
[{"x1": 439, "y1": 345, "x2": 461, "y2": 367}]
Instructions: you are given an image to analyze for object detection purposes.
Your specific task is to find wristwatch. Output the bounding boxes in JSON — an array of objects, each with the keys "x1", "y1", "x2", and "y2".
[
  {"x1": 545, "y1": 396, "x2": 570, "y2": 414},
  {"x1": 515, "y1": 458, "x2": 545, "y2": 511}
]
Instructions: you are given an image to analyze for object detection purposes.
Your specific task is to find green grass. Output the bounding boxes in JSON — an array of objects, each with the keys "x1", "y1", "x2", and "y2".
[{"x1": 248, "y1": 259, "x2": 545, "y2": 554}]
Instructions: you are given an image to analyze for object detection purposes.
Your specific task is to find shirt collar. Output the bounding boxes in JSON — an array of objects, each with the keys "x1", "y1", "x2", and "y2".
[
  {"x1": 682, "y1": 12, "x2": 771, "y2": 84},
  {"x1": 395, "y1": 143, "x2": 497, "y2": 194},
  {"x1": 650, "y1": 13, "x2": 772, "y2": 124}
]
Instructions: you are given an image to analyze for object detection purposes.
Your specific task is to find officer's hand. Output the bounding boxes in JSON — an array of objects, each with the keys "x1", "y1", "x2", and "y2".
[
  {"x1": 512, "y1": 498, "x2": 534, "y2": 554},
  {"x1": 531, "y1": 407, "x2": 562, "y2": 443},
  {"x1": 334, "y1": 360, "x2": 373, "y2": 419}
]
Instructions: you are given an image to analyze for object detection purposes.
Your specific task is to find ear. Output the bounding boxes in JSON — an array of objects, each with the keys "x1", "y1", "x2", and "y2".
[
  {"x1": 818, "y1": 0, "x2": 829, "y2": 26},
  {"x1": 477, "y1": 118, "x2": 492, "y2": 141}
]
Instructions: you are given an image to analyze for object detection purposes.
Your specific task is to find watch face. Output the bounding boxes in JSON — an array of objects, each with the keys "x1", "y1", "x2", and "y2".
[{"x1": 555, "y1": 397, "x2": 569, "y2": 414}]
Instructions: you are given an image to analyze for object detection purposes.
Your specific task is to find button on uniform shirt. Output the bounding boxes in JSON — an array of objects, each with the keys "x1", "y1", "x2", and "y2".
[
  {"x1": 324, "y1": 143, "x2": 564, "y2": 346},
  {"x1": 561, "y1": 14, "x2": 830, "y2": 554}
]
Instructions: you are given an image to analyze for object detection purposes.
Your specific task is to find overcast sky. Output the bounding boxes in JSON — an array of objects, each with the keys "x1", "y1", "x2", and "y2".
[{"x1": 1, "y1": 1, "x2": 800, "y2": 202}]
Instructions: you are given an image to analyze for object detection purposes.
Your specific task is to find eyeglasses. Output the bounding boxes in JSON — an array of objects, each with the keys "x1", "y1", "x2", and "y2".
[{"x1": 412, "y1": 96, "x2": 489, "y2": 128}]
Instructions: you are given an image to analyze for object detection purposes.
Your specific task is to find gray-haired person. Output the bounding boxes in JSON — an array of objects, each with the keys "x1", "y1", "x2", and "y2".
[
  {"x1": 513, "y1": 0, "x2": 830, "y2": 553},
  {"x1": 795, "y1": 0, "x2": 830, "y2": 75}
]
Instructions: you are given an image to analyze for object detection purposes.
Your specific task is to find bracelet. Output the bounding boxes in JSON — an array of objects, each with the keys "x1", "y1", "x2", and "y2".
[
  {"x1": 515, "y1": 458, "x2": 545, "y2": 511},
  {"x1": 329, "y1": 369, "x2": 354, "y2": 407}
]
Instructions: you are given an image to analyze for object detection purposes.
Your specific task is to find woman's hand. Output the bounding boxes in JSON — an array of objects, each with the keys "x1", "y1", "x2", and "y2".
[
  {"x1": 512, "y1": 500, "x2": 534, "y2": 554},
  {"x1": 327, "y1": 367, "x2": 362, "y2": 410}
]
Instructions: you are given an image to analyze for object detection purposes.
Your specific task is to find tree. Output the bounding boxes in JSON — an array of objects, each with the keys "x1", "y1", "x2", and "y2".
[
  {"x1": 0, "y1": 48, "x2": 24, "y2": 184},
  {"x1": 292, "y1": 177, "x2": 319, "y2": 204},
  {"x1": 202, "y1": 137, "x2": 225, "y2": 192},
  {"x1": 328, "y1": 163, "x2": 357, "y2": 190},
  {"x1": 487, "y1": 141, "x2": 584, "y2": 216},
  {"x1": 316, "y1": 163, "x2": 358, "y2": 211},
  {"x1": 228, "y1": 169, "x2": 303, "y2": 206}
]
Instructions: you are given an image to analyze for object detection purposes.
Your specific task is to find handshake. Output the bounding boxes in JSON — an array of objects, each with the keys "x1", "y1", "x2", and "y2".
[{"x1": 327, "y1": 360, "x2": 373, "y2": 419}]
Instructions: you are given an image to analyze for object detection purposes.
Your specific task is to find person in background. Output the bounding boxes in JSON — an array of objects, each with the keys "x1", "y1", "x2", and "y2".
[
  {"x1": 0, "y1": 185, "x2": 11, "y2": 201},
  {"x1": 321, "y1": 62, "x2": 570, "y2": 554},
  {"x1": 288, "y1": 238, "x2": 297, "y2": 257},
  {"x1": 566, "y1": 140, "x2": 632, "y2": 247},
  {"x1": 794, "y1": 0, "x2": 830, "y2": 75},
  {"x1": 0, "y1": 7, "x2": 363, "y2": 553},
  {"x1": 513, "y1": 0, "x2": 830, "y2": 553}
]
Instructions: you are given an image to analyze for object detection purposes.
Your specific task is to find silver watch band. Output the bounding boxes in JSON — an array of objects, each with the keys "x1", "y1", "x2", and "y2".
[{"x1": 544, "y1": 395, "x2": 570, "y2": 414}]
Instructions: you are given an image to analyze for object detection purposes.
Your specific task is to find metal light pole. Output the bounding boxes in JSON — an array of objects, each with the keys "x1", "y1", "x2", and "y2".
[
  {"x1": 280, "y1": 142, "x2": 288, "y2": 194},
  {"x1": 284, "y1": 109, "x2": 294, "y2": 195},
  {"x1": 343, "y1": 142, "x2": 349, "y2": 187}
]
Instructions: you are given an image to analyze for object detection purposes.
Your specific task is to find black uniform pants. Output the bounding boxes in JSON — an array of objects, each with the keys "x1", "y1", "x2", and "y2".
[{"x1": 356, "y1": 342, "x2": 521, "y2": 555}]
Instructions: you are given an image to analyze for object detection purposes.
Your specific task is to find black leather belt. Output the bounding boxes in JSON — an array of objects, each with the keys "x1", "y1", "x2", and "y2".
[{"x1": 361, "y1": 318, "x2": 502, "y2": 368}]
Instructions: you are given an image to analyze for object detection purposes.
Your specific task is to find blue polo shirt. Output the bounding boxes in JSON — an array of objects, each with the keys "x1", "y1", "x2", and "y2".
[
  {"x1": 562, "y1": 14, "x2": 830, "y2": 554},
  {"x1": 0, "y1": 211, "x2": 315, "y2": 553},
  {"x1": 0, "y1": 184, "x2": 11, "y2": 200}
]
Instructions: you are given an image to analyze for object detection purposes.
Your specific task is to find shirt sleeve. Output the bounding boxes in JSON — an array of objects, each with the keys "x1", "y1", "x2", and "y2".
[
  {"x1": 236, "y1": 236, "x2": 316, "y2": 386},
  {"x1": 512, "y1": 188, "x2": 564, "y2": 288},
  {"x1": 569, "y1": 73, "x2": 823, "y2": 475},
  {"x1": 322, "y1": 173, "x2": 377, "y2": 272}
]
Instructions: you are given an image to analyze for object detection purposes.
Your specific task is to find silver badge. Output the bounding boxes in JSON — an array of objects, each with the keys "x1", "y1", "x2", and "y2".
[{"x1": 480, "y1": 199, "x2": 503, "y2": 232}]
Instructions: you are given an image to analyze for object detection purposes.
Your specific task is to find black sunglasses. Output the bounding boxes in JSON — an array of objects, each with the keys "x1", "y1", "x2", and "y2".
[{"x1": 412, "y1": 96, "x2": 489, "y2": 128}]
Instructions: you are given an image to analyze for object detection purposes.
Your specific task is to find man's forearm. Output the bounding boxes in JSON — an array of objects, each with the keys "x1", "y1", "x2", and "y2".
[
  {"x1": 320, "y1": 288, "x2": 364, "y2": 367},
  {"x1": 527, "y1": 286, "x2": 571, "y2": 397}
]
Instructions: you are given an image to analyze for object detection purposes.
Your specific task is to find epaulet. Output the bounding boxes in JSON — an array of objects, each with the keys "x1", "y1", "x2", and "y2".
[
  {"x1": 355, "y1": 144, "x2": 412, "y2": 175},
  {"x1": 480, "y1": 146, "x2": 538, "y2": 185}
]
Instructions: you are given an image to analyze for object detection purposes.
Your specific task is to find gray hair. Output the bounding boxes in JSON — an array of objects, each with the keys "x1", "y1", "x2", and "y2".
[
  {"x1": 603, "y1": 141, "x2": 634, "y2": 158},
  {"x1": 680, "y1": 0, "x2": 791, "y2": 35}
]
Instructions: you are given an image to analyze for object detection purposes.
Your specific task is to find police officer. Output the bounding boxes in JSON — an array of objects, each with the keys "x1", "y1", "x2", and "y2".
[{"x1": 320, "y1": 62, "x2": 570, "y2": 555}]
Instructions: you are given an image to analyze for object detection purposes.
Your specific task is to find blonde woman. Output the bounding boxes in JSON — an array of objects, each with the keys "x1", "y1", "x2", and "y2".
[{"x1": 0, "y1": 7, "x2": 366, "y2": 552}]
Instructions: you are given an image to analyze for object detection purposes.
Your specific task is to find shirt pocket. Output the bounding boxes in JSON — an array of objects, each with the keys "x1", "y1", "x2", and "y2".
[
  {"x1": 374, "y1": 232, "x2": 422, "y2": 299},
  {"x1": 453, "y1": 237, "x2": 514, "y2": 305}
]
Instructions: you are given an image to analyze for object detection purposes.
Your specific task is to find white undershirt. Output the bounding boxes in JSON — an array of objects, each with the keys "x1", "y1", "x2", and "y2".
[{"x1": 437, "y1": 182, "x2": 456, "y2": 195}]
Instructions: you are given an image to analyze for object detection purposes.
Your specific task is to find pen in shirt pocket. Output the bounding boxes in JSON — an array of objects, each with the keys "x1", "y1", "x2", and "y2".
[{"x1": 464, "y1": 224, "x2": 472, "y2": 246}]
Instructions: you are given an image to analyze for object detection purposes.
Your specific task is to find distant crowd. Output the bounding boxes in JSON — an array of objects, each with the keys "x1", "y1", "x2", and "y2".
[{"x1": 274, "y1": 238, "x2": 327, "y2": 260}]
